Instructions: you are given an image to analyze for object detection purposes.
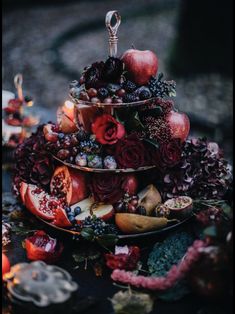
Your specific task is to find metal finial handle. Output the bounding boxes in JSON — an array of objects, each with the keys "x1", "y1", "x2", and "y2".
[
  {"x1": 14, "y1": 73, "x2": 24, "y2": 101},
  {"x1": 105, "y1": 10, "x2": 121, "y2": 57}
]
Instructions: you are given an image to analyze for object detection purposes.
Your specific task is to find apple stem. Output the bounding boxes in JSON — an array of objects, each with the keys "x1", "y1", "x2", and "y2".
[{"x1": 131, "y1": 44, "x2": 136, "y2": 49}]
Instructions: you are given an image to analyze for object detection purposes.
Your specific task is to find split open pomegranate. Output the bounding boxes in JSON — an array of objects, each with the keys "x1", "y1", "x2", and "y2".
[
  {"x1": 50, "y1": 166, "x2": 89, "y2": 205},
  {"x1": 24, "y1": 184, "x2": 63, "y2": 220}
]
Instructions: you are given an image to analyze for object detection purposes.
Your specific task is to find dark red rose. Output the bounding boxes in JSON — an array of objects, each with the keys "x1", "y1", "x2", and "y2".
[
  {"x1": 155, "y1": 138, "x2": 182, "y2": 169},
  {"x1": 114, "y1": 134, "x2": 147, "y2": 169},
  {"x1": 91, "y1": 114, "x2": 125, "y2": 145},
  {"x1": 105, "y1": 246, "x2": 140, "y2": 270},
  {"x1": 91, "y1": 173, "x2": 138, "y2": 204}
]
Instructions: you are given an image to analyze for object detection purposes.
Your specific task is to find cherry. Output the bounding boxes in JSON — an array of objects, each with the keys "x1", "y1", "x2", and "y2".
[{"x1": 128, "y1": 203, "x2": 137, "y2": 214}]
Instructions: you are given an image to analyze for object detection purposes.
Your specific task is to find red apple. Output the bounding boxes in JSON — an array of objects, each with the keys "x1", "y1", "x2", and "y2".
[
  {"x1": 121, "y1": 49, "x2": 158, "y2": 85},
  {"x1": 123, "y1": 174, "x2": 138, "y2": 195},
  {"x1": 72, "y1": 197, "x2": 114, "y2": 223},
  {"x1": 166, "y1": 111, "x2": 190, "y2": 142}
]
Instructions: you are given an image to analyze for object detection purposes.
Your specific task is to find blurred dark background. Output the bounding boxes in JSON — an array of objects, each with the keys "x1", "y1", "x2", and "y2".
[{"x1": 2, "y1": 0, "x2": 233, "y2": 162}]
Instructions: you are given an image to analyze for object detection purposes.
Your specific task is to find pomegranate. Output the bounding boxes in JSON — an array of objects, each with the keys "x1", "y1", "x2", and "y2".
[
  {"x1": 166, "y1": 111, "x2": 190, "y2": 143},
  {"x1": 50, "y1": 166, "x2": 89, "y2": 205},
  {"x1": 25, "y1": 230, "x2": 64, "y2": 263},
  {"x1": 121, "y1": 49, "x2": 158, "y2": 85},
  {"x1": 24, "y1": 184, "x2": 62, "y2": 220},
  {"x1": 164, "y1": 196, "x2": 193, "y2": 219},
  {"x1": 53, "y1": 208, "x2": 72, "y2": 228},
  {"x1": 20, "y1": 181, "x2": 28, "y2": 205}
]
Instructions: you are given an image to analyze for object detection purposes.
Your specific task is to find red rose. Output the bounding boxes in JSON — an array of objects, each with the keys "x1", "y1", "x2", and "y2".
[
  {"x1": 155, "y1": 139, "x2": 182, "y2": 169},
  {"x1": 114, "y1": 134, "x2": 147, "y2": 169},
  {"x1": 91, "y1": 114, "x2": 125, "y2": 145},
  {"x1": 91, "y1": 173, "x2": 138, "y2": 204}
]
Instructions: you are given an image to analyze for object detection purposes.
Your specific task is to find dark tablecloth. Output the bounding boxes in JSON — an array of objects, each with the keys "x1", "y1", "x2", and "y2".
[{"x1": 2, "y1": 168, "x2": 233, "y2": 314}]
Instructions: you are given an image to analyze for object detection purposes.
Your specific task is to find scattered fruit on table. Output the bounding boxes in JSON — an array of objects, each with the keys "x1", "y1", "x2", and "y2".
[
  {"x1": 121, "y1": 49, "x2": 158, "y2": 85},
  {"x1": 105, "y1": 245, "x2": 140, "y2": 270},
  {"x1": 164, "y1": 196, "x2": 193, "y2": 219},
  {"x1": 115, "y1": 213, "x2": 172, "y2": 234},
  {"x1": 50, "y1": 166, "x2": 89, "y2": 205},
  {"x1": 138, "y1": 184, "x2": 162, "y2": 215},
  {"x1": 24, "y1": 230, "x2": 64, "y2": 263}
]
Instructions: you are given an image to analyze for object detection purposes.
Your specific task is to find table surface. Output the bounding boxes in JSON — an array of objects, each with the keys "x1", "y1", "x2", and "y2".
[{"x1": 2, "y1": 166, "x2": 233, "y2": 314}]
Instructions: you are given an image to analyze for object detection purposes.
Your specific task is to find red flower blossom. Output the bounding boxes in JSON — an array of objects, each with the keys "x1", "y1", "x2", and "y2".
[{"x1": 91, "y1": 114, "x2": 125, "y2": 145}]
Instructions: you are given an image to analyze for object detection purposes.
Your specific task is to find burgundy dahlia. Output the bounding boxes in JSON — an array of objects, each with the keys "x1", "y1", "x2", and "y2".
[
  {"x1": 154, "y1": 138, "x2": 182, "y2": 169},
  {"x1": 158, "y1": 138, "x2": 232, "y2": 201},
  {"x1": 13, "y1": 125, "x2": 55, "y2": 193}
]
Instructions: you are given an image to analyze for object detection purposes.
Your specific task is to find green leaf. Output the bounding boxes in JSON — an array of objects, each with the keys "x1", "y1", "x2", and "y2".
[
  {"x1": 169, "y1": 90, "x2": 176, "y2": 97},
  {"x1": 81, "y1": 228, "x2": 95, "y2": 241},
  {"x1": 96, "y1": 234, "x2": 118, "y2": 248},
  {"x1": 126, "y1": 111, "x2": 145, "y2": 132},
  {"x1": 143, "y1": 138, "x2": 159, "y2": 149},
  {"x1": 114, "y1": 110, "x2": 126, "y2": 125},
  {"x1": 144, "y1": 106, "x2": 163, "y2": 117},
  {"x1": 203, "y1": 225, "x2": 217, "y2": 238}
]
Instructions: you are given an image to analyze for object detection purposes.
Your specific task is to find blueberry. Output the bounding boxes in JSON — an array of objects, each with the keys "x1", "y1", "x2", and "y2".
[
  {"x1": 65, "y1": 207, "x2": 71, "y2": 213},
  {"x1": 58, "y1": 133, "x2": 65, "y2": 140},
  {"x1": 74, "y1": 206, "x2": 81, "y2": 215}
]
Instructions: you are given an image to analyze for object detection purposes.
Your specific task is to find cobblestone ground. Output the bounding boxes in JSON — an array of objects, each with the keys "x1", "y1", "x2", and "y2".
[{"x1": 2, "y1": 0, "x2": 233, "y2": 159}]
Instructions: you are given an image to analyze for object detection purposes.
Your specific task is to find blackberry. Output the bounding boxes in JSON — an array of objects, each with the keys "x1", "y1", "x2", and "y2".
[
  {"x1": 79, "y1": 139, "x2": 101, "y2": 154},
  {"x1": 102, "y1": 57, "x2": 124, "y2": 82},
  {"x1": 148, "y1": 74, "x2": 176, "y2": 98},
  {"x1": 76, "y1": 129, "x2": 88, "y2": 141},
  {"x1": 123, "y1": 93, "x2": 138, "y2": 103},
  {"x1": 122, "y1": 80, "x2": 137, "y2": 93},
  {"x1": 97, "y1": 87, "x2": 109, "y2": 100},
  {"x1": 107, "y1": 83, "x2": 121, "y2": 95},
  {"x1": 139, "y1": 87, "x2": 152, "y2": 100}
]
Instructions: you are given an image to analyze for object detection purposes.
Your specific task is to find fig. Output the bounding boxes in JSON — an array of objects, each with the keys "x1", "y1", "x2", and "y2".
[{"x1": 164, "y1": 196, "x2": 193, "y2": 219}]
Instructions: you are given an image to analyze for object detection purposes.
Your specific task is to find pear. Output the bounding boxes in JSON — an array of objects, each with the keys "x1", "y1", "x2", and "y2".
[
  {"x1": 138, "y1": 184, "x2": 162, "y2": 216},
  {"x1": 115, "y1": 213, "x2": 175, "y2": 234}
]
